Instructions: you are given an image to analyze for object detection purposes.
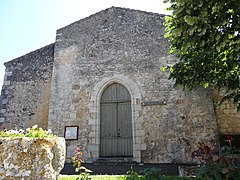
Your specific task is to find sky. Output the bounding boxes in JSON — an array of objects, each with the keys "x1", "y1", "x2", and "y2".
[{"x1": 0, "y1": 0, "x2": 171, "y2": 90}]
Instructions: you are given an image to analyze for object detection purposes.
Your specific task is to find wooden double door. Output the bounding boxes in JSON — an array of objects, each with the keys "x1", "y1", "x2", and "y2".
[{"x1": 100, "y1": 83, "x2": 133, "y2": 157}]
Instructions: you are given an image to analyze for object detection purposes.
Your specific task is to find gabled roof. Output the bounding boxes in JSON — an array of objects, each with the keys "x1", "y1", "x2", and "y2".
[
  {"x1": 56, "y1": 6, "x2": 166, "y2": 33},
  {"x1": 5, "y1": 7, "x2": 166, "y2": 64}
]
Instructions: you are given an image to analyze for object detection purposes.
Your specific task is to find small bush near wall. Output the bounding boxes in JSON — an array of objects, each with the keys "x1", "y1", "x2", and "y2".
[
  {"x1": 0, "y1": 125, "x2": 55, "y2": 138},
  {"x1": 192, "y1": 142, "x2": 240, "y2": 179},
  {"x1": 0, "y1": 125, "x2": 66, "y2": 180}
]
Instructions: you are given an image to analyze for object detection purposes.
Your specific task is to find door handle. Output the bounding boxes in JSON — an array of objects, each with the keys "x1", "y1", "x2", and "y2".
[{"x1": 117, "y1": 129, "x2": 121, "y2": 137}]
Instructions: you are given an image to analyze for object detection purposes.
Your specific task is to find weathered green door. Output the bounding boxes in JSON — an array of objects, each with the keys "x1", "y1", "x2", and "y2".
[{"x1": 100, "y1": 83, "x2": 133, "y2": 157}]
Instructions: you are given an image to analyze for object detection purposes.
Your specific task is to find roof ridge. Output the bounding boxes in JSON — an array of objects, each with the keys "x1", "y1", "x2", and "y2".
[{"x1": 56, "y1": 6, "x2": 166, "y2": 32}]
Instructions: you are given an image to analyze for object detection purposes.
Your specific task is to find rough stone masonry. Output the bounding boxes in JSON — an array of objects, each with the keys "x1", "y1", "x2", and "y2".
[
  {"x1": 0, "y1": 137, "x2": 65, "y2": 179},
  {"x1": 0, "y1": 7, "x2": 239, "y2": 164}
]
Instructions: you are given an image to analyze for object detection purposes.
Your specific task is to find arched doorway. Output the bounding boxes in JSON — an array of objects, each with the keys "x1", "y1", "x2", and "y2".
[{"x1": 100, "y1": 83, "x2": 133, "y2": 157}]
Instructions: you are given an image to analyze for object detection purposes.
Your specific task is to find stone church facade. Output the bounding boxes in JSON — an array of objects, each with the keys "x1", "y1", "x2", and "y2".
[{"x1": 0, "y1": 7, "x2": 239, "y2": 163}]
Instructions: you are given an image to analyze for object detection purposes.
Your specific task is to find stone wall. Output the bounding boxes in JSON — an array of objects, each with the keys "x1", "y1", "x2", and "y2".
[
  {"x1": 212, "y1": 90, "x2": 240, "y2": 134},
  {"x1": 0, "y1": 43, "x2": 54, "y2": 130},
  {"x1": 0, "y1": 137, "x2": 65, "y2": 179},
  {"x1": 48, "y1": 7, "x2": 219, "y2": 163},
  {"x1": 141, "y1": 87, "x2": 218, "y2": 163}
]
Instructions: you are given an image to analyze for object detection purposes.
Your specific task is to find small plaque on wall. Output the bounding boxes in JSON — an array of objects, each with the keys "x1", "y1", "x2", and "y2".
[
  {"x1": 141, "y1": 100, "x2": 167, "y2": 106},
  {"x1": 64, "y1": 126, "x2": 79, "y2": 140}
]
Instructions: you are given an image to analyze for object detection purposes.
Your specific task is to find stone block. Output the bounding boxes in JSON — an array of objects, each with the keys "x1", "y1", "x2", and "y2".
[
  {"x1": 133, "y1": 150, "x2": 141, "y2": 160},
  {"x1": 135, "y1": 123, "x2": 142, "y2": 130},
  {"x1": 5, "y1": 72, "x2": 12, "y2": 76},
  {"x1": 141, "y1": 143, "x2": 147, "y2": 150},
  {"x1": 133, "y1": 156, "x2": 141, "y2": 163},
  {"x1": 89, "y1": 131, "x2": 95, "y2": 138},
  {"x1": 135, "y1": 136, "x2": 142, "y2": 144},
  {"x1": 1, "y1": 99, "x2": 8, "y2": 105},
  {"x1": 0, "y1": 118, "x2": 4, "y2": 123},
  {"x1": 135, "y1": 104, "x2": 142, "y2": 111},
  {"x1": 89, "y1": 106, "x2": 97, "y2": 113},
  {"x1": 3, "y1": 81, "x2": 10, "y2": 86},
  {"x1": 88, "y1": 119, "x2": 96, "y2": 125},
  {"x1": 70, "y1": 113, "x2": 76, "y2": 119},
  {"x1": 135, "y1": 129, "x2": 145, "y2": 137},
  {"x1": 0, "y1": 137, "x2": 65, "y2": 180},
  {"x1": 133, "y1": 144, "x2": 141, "y2": 151},
  {"x1": 89, "y1": 112, "x2": 97, "y2": 119}
]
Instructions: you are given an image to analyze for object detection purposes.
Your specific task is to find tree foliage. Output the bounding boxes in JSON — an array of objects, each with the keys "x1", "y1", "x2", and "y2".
[{"x1": 164, "y1": 0, "x2": 240, "y2": 109}]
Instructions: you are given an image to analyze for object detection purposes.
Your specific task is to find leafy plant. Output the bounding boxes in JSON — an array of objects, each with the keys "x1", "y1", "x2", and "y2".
[
  {"x1": 125, "y1": 167, "x2": 143, "y2": 180},
  {"x1": 125, "y1": 167, "x2": 162, "y2": 180},
  {"x1": 163, "y1": 0, "x2": 240, "y2": 110},
  {"x1": 0, "y1": 125, "x2": 55, "y2": 138},
  {"x1": 141, "y1": 167, "x2": 162, "y2": 180},
  {"x1": 71, "y1": 146, "x2": 92, "y2": 180},
  {"x1": 192, "y1": 141, "x2": 240, "y2": 180}
]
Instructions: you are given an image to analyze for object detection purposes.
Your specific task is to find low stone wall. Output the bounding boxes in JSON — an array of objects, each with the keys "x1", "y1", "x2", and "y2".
[{"x1": 0, "y1": 137, "x2": 66, "y2": 180}]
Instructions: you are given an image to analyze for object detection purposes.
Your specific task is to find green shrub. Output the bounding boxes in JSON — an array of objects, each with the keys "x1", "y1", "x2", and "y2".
[
  {"x1": 0, "y1": 125, "x2": 55, "y2": 138},
  {"x1": 141, "y1": 167, "x2": 161, "y2": 180},
  {"x1": 192, "y1": 142, "x2": 240, "y2": 180}
]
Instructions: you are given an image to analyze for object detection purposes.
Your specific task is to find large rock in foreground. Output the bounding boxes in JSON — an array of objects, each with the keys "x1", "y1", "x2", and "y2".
[{"x1": 0, "y1": 137, "x2": 66, "y2": 180}]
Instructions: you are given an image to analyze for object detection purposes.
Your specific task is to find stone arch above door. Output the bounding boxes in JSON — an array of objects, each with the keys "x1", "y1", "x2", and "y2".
[{"x1": 88, "y1": 74, "x2": 145, "y2": 162}]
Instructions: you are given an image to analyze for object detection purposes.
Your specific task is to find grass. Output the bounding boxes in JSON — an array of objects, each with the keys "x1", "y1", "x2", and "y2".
[
  {"x1": 58, "y1": 175, "x2": 202, "y2": 180},
  {"x1": 59, "y1": 175, "x2": 125, "y2": 180}
]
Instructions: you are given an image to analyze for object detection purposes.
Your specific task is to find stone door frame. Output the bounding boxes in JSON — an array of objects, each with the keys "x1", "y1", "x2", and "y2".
[{"x1": 88, "y1": 74, "x2": 145, "y2": 162}]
